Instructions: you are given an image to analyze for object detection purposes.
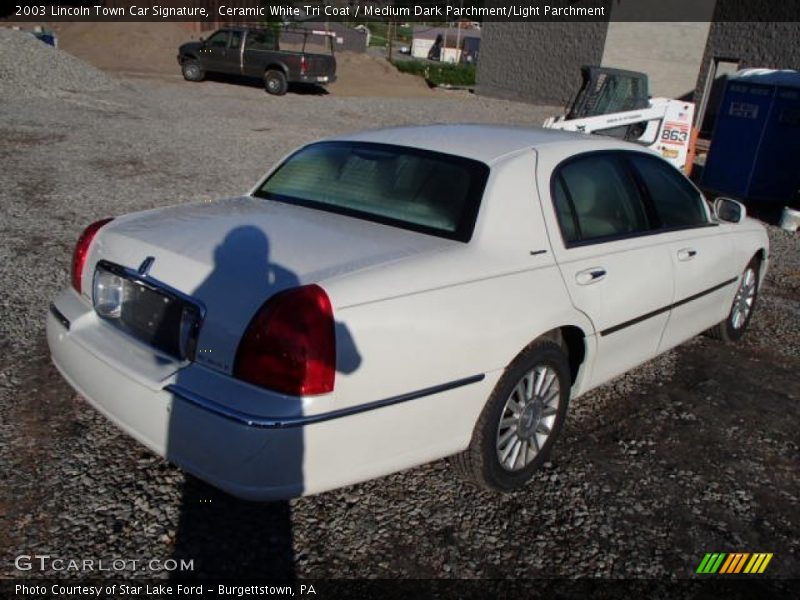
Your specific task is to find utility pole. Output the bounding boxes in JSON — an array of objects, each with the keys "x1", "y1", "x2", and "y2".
[
  {"x1": 455, "y1": 0, "x2": 463, "y2": 63},
  {"x1": 387, "y1": 20, "x2": 394, "y2": 61}
]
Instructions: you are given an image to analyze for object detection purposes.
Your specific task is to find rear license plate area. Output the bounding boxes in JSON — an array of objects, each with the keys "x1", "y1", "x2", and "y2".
[{"x1": 93, "y1": 261, "x2": 202, "y2": 360}]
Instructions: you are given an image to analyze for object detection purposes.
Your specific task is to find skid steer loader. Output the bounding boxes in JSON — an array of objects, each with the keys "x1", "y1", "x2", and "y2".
[{"x1": 543, "y1": 66, "x2": 696, "y2": 172}]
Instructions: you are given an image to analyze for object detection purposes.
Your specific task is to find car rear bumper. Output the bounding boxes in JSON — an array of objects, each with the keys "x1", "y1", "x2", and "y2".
[
  {"x1": 47, "y1": 289, "x2": 492, "y2": 500},
  {"x1": 297, "y1": 74, "x2": 336, "y2": 84}
]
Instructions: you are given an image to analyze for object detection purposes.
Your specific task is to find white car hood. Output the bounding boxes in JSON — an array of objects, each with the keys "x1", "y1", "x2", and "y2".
[{"x1": 89, "y1": 196, "x2": 453, "y2": 373}]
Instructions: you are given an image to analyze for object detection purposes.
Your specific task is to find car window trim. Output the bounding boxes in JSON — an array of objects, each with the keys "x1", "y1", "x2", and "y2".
[
  {"x1": 550, "y1": 149, "x2": 715, "y2": 250},
  {"x1": 620, "y1": 153, "x2": 663, "y2": 229},
  {"x1": 555, "y1": 173, "x2": 583, "y2": 242},
  {"x1": 623, "y1": 152, "x2": 712, "y2": 231},
  {"x1": 549, "y1": 149, "x2": 655, "y2": 248},
  {"x1": 562, "y1": 221, "x2": 719, "y2": 248}
]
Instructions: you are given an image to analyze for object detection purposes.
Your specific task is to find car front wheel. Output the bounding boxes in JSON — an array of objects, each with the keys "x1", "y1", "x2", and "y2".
[
  {"x1": 181, "y1": 60, "x2": 204, "y2": 82},
  {"x1": 709, "y1": 257, "x2": 760, "y2": 342},
  {"x1": 453, "y1": 340, "x2": 570, "y2": 492}
]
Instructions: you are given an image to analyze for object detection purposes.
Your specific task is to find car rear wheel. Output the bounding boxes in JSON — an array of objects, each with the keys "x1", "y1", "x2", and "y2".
[
  {"x1": 453, "y1": 340, "x2": 570, "y2": 492},
  {"x1": 708, "y1": 257, "x2": 760, "y2": 342},
  {"x1": 264, "y1": 69, "x2": 288, "y2": 96},
  {"x1": 181, "y1": 60, "x2": 204, "y2": 82}
]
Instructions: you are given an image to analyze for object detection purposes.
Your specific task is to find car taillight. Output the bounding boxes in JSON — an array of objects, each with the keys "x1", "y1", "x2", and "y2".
[
  {"x1": 300, "y1": 55, "x2": 307, "y2": 75},
  {"x1": 234, "y1": 284, "x2": 335, "y2": 396},
  {"x1": 71, "y1": 218, "x2": 113, "y2": 294}
]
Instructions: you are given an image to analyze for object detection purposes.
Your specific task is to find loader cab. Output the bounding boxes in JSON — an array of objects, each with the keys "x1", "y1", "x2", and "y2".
[{"x1": 567, "y1": 66, "x2": 650, "y2": 119}]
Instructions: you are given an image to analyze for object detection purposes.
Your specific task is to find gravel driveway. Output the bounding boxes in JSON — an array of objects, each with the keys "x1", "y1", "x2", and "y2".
[{"x1": 1, "y1": 61, "x2": 798, "y2": 581}]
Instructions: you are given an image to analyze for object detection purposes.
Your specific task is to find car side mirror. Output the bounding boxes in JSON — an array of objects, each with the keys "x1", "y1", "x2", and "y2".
[{"x1": 714, "y1": 197, "x2": 746, "y2": 224}]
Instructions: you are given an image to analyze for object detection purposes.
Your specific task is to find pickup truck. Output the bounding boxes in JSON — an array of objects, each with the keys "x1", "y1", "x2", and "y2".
[{"x1": 178, "y1": 27, "x2": 336, "y2": 95}]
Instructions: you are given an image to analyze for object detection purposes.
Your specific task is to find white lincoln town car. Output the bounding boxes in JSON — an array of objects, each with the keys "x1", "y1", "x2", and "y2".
[{"x1": 48, "y1": 125, "x2": 768, "y2": 500}]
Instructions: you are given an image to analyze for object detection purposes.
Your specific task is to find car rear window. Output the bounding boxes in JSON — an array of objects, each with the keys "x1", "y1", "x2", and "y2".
[{"x1": 254, "y1": 142, "x2": 490, "y2": 242}]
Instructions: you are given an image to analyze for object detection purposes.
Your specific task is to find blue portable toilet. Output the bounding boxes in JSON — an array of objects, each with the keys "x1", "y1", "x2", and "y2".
[{"x1": 702, "y1": 69, "x2": 800, "y2": 204}]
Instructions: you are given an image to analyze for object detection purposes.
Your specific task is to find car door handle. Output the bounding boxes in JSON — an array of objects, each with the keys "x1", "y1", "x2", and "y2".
[
  {"x1": 677, "y1": 248, "x2": 698, "y2": 261},
  {"x1": 575, "y1": 267, "x2": 606, "y2": 285}
]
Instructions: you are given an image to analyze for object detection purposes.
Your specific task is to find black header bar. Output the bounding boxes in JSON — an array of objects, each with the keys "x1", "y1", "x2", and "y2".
[{"x1": 4, "y1": 0, "x2": 800, "y2": 23}]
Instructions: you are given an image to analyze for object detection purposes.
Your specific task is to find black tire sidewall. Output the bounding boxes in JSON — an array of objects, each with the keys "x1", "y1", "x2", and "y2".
[
  {"x1": 478, "y1": 342, "x2": 570, "y2": 491},
  {"x1": 182, "y1": 61, "x2": 202, "y2": 82},
  {"x1": 264, "y1": 70, "x2": 288, "y2": 95}
]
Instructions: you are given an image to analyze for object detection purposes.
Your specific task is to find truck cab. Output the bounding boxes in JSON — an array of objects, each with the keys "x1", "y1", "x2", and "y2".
[{"x1": 178, "y1": 27, "x2": 337, "y2": 95}]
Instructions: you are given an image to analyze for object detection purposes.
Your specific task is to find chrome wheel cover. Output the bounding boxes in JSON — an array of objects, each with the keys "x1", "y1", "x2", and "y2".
[
  {"x1": 731, "y1": 267, "x2": 757, "y2": 330},
  {"x1": 496, "y1": 365, "x2": 560, "y2": 472}
]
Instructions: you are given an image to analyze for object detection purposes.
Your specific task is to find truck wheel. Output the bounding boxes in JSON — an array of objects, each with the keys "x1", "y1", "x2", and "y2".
[
  {"x1": 452, "y1": 340, "x2": 570, "y2": 492},
  {"x1": 264, "y1": 70, "x2": 288, "y2": 96},
  {"x1": 181, "y1": 60, "x2": 204, "y2": 82}
]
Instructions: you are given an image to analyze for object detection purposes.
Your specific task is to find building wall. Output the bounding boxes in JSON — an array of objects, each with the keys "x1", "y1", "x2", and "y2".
[
  {"x1": 601, "y1": 22, "x2": 712, "y2": 99},
  {"x1": 475, "y1": 21, "x2": 609, "y2": 106},
  {"x1": 695, "y1": 21, "x2": 800, "y2": 99}
]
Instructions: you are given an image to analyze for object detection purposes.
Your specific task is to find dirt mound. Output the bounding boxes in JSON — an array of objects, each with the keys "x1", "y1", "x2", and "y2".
[
  {"x1": 331, "y1": 52, "x2": 436, "y2": 98},
  {"x1": 50, "y1": 21, "x2": 196, "y2": 75},
  {"x1": 17, "y1": 22, "x2": 436, "y2": 97},
  {"x1": 0, "y1": 27, "x2": 117, "y2": 98}
]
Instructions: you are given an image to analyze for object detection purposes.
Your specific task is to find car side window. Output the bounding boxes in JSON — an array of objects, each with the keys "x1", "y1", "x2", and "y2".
[
  {"x1": 245, "y1": 30, "x2": 278, "y2": 51},
  {"x1": 552, "y1": 177, "x2": 579, "y2": 243},
  {"x1": 629, "y1": 155, "x2": 709, "y2": 228},
  {"x1": 229, "y1": 31, "x2": 242, "y2": 50},
  {"x1": 553, "y1": 154, "x2": 650, "y2": 244},
  {"x1": 207, "y1": 31, "x2": 229, "y2": 48}
]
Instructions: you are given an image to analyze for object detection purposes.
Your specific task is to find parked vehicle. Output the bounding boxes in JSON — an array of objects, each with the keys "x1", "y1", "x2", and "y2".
[
  {"x1": 47, "y1": 125, "x2": 768, "y2": 500},
  {"x1": 177, "y1": 27, "x2": 336, "y2": 95}
]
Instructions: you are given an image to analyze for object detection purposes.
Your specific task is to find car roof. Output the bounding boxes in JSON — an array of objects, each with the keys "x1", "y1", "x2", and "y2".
[{"x1": 324, "y1": 124, "x2": 631, "y2": 164}]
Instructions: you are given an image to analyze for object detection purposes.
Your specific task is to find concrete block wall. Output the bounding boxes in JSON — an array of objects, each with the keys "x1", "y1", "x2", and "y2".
[
  {"x1": 475, "y1": 21, "x2": 609, "y2": 107},
  {"x1": 695, "y1": 21, "x2": 800, "y2": 100}
]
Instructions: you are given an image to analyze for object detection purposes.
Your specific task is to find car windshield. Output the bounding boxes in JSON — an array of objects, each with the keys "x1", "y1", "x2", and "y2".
[{"x1": 254, "y1": 142, "x2": 490, "y2": 242}]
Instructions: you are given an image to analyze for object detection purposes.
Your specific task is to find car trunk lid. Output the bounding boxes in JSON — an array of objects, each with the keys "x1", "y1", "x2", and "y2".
[{"x1": 88, "y1": 195, "x2": 452, "y2": 375}]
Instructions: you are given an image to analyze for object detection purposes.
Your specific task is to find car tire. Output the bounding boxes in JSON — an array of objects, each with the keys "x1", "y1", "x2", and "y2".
[
  {"x1": 181, "y1": 60, "x2": 205, "y2": 82},
  {"x1": 264, "y1": 69, "x2": 288, "y2": 96},
  {"x1": 453, "y1": 340, "x2": 570, "y2": 492},
  {"x1": 708, "y1": 257, "x2": 761, "y2": 342}
]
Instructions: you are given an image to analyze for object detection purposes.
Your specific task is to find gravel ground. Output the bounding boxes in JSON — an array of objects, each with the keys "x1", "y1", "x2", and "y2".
[
  {"x1": 0, "y1": 27, "x2": 117, "y2": 99},
  {"x1": 0, "y1": 47, "x2": 798, "y2": 583}
]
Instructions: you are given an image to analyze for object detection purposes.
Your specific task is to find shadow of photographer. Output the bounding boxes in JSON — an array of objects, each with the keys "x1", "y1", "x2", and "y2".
[{"x1": 165, "y1": 225, "x2": 360, "y2": 579}]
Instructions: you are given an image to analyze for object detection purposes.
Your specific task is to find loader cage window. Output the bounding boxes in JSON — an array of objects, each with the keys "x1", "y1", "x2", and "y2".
[{"x1": 568, "y1": 66, "x2": 650, "y2": 119}]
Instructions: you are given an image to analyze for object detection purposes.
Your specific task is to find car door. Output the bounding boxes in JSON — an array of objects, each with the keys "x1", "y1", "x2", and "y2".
[
  {"x1": 627, "y1": 154, "x2": 738, "y2": 352},
  {"x1": 542, "y1": 151, "x2": 676, "y2": 388},
  {"x1": 201, "y1": 30, "x2": 231, "y2": 73},
  {"x1": 222, "y1": 30, "x2": 244, "y2": 75},
  {"x1": 242, "y1": 29, "x2": 279, "y2": 78}
]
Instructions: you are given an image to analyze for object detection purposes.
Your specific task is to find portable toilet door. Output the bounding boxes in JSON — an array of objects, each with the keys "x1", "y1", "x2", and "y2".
[
  {"x1": 748, "y1": 83, "x2": 800, "y2": 201},
  {"x1": 702, "y1": 69, "x2": 800, "y2": 203}
]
